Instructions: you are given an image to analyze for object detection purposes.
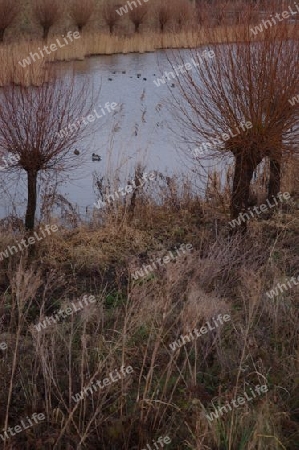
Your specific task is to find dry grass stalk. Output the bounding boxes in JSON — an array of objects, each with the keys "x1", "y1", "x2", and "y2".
[{"x1": 1, "y1": 169, "x2": 299, "y2": 447}]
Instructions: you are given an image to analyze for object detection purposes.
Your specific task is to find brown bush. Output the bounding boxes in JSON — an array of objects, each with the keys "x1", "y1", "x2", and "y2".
[
  {"x1": 33, "y1": 0, "x2": 61, "y2": 40},
  {"x1": 0, "y1": 0, "x2": 18, "y2": 42},
  {"x1": 70, "y1": 0, "x2": 95, "y2": 33}
]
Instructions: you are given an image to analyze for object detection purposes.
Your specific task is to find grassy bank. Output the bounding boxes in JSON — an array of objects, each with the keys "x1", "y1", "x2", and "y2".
[{"x1": 0, "y1": 169, "x2": 299, "y2": 449}]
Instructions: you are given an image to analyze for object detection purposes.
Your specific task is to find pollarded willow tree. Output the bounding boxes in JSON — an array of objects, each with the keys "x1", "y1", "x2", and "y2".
[
  {"x1": 102, "y1": 1, "x2": 121, "y2": 34},
  {"x1": 0, "y1": 0, "x2": 18, "y2": 42},
  {"x1": 173, "y1": 0, "x2": 193, "y2": 31},
  {"x1": 128, "y1": 2, "x2": 148, "y2": 33},
  {"x1": 168, "y1": 3, "x2": 299, "y2": 227},
  {"x1": 155, "y1": 0, "x2": 172, "y2": 33},
  {"x1": 70, "y1": 0, "x2": 95, "y2": 33},
  {"x1": 33, "y1": 0, "x2": 61, "y2": 40},
  {"x1": 0, "y1": 71, "x2": 98, "y2": 230}
]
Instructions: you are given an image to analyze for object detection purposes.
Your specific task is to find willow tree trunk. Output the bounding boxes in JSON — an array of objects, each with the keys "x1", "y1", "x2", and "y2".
[
  {"x1": 268, "y1": 157, "x2": 281, "y2": 200},
  {"x1": 230, "y1": 152, "x2": 262, "y2": 231},
  {"x1": 25, "y1": 170, "x2": 38, "y2": 231}
]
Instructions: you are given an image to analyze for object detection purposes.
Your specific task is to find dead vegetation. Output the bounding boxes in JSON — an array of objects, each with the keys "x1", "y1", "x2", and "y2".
[{"x1": 0, "y1": 167, "x2": 299, "y2": 448}]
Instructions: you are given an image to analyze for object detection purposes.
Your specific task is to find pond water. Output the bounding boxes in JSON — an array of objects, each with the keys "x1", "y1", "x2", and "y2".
[{"x1": 0, "y1": 49, "x2": 228, "y2": 222}]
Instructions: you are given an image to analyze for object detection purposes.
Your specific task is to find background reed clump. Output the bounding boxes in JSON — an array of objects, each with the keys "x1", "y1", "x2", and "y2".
[{"x1": 0, "y1": 161, "x2": 299, "y2": 449}]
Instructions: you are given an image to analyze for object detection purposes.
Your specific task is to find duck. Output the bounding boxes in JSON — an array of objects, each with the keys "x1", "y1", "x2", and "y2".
[
  {"x1": 92, "y1": 153, "x2": 102, "y2": 162},
  {"x1": 108, "y1": 78, "x2": 113, "y2": 81},
  {"x1": 74, "y1": 149, "x2": 80, "y2": 155}
]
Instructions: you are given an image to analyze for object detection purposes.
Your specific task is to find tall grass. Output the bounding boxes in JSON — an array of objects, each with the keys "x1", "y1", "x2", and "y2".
[{"x1": 0, "y1": 165, "x2": 299, "y2": 448}]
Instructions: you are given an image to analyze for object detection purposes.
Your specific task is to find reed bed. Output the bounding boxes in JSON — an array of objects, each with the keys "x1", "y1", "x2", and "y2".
[
  {"x1": 0, "y1": 42, "x2": 46, "y2": 86},
  {"x1": 3, "y1": 21, "x2": 299, "y2": 86}
]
